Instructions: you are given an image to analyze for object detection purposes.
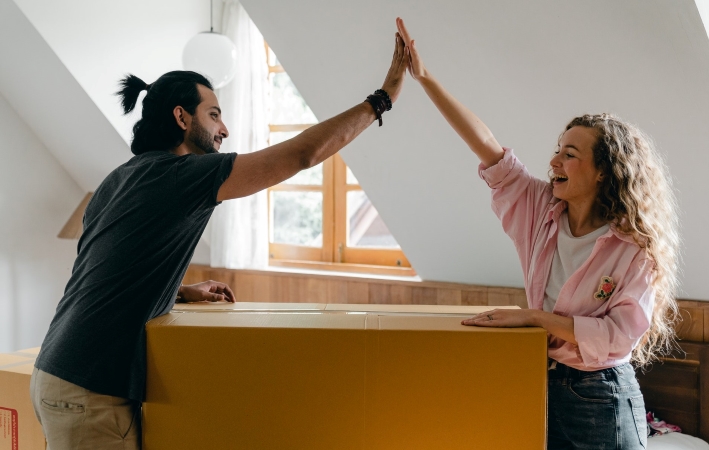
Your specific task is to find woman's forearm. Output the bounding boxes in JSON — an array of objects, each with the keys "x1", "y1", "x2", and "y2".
[
  {"x1": 531, "y1": 310, "x2": 577, "y2": 344},
  {"x1": 418, "y1": 74, "x2": 504, "y2": 168}
]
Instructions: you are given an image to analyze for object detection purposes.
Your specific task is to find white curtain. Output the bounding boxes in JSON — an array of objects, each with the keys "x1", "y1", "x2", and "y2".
[{"x1": 209, "y1": 0, "x2": 269, "y2": 269}]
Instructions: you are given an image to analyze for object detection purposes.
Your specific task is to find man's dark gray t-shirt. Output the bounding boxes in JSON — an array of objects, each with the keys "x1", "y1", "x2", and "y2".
[{"x1": 35, "y1": 150, "x2": 236, "y2": 401}]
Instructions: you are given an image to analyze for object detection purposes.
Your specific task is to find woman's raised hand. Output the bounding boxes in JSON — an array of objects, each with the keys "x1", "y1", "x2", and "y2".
[
  {"x1": 395, "y1": 16, "x2": 504, "y2": 167},
  {"x1": 396, "y1": 17, "x2": 427, "y2": 81}
]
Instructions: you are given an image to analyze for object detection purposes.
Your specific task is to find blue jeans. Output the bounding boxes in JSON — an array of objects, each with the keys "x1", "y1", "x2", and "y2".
[{"x1": 547, "y1": 361, "x2": 647, "y2": 449}]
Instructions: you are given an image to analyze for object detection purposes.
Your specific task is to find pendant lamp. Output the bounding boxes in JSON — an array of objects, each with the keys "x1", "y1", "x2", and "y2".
[{"x1": 182, "y1": 0, "x2": 237, "y2": 89}]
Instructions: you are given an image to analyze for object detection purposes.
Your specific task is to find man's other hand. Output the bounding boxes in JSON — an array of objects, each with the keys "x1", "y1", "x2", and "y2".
[{"x1": 177, "y1": 280, "x2": 236, "y2": 303}]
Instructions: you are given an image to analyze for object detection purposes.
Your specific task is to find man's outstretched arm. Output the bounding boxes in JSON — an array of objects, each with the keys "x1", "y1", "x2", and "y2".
[{"x1": 217, "y1": 31, "x2": 407, "y2": 202}]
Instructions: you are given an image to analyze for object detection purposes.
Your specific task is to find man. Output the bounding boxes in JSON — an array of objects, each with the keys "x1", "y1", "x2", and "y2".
[{"x1": 31, "y1": 32, "x2": 407, "y2": 449}]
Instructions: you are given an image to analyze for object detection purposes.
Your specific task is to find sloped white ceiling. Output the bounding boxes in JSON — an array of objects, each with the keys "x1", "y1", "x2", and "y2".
[
  {"x1": 11, "y1": 0, "x2": 211, "y2": 147},
  {"x1": 0, "y1": 0, "x2": 129, "y2": 191},
  {"x1": 239, "y1": 0, "x2": 709, "y2": 299}
]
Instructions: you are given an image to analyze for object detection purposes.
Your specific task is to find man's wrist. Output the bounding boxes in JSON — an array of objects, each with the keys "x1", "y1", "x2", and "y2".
[{"x1": 364, "y1": 89, "x2": 392, "y2": 127}]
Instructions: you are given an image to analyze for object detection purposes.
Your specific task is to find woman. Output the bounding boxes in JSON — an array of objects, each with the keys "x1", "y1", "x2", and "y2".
[{"x1": 395, "y1": 18, "x2": 680, "y2": 449}]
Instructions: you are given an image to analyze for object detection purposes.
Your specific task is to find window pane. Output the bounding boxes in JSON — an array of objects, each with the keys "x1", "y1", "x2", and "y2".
[
  {"x1": 267, "y1": 45, "x2": 279, "y2": 67},
  {"x1": 270, "y1": 131, "x2": 322, "y2": 185},
  {"x1": 346, "y1": 165, "x2": 359, "y2": 185},
  {"x1": 272, "y1": 191, "x2": 323, "y2": 247},
  {"x1": 269, "y1": 72, "x2": 318, "y2": 124},
  {"x1": 269, "y1": 131, "x2": 300, "y2": 145},
  {"x1": 347, "y1": 191, "x2": 400, "y2": 248},
  {"x1": 284, "y1": 164, "x2": 322, "y2": 185}
]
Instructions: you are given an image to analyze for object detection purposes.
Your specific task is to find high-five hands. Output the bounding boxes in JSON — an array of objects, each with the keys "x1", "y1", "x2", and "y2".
[{"x1": 396, "y1": 17, "x2": 428, "y2": 81}]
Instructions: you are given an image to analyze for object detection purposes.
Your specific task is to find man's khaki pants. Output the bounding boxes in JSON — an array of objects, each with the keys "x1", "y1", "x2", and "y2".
[{"x1": 30, "y1": 368, "x2": 141, "y2": 450}]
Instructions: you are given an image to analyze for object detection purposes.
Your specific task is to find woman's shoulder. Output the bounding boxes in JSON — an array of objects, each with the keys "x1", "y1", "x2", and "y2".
[{"x1": 606, "y1": 223, "x2": 655, "y2": 272}]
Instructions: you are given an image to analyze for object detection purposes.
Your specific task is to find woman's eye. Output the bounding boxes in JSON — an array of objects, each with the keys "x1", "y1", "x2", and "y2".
[{"x1": 566, "y1": 153, "x2": 574, "y2": 158}]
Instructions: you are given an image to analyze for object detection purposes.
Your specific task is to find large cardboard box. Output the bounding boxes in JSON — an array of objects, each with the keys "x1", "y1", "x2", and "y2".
[
  {"x1": 144, "y1": 305, "x2": 547, "y2": 449},
  {"x1": 0, "y1": 348, "x2": 45, "y2": 450},
  {"x1": 173, "y1": 301, "x2": 519, "y2": 315}
]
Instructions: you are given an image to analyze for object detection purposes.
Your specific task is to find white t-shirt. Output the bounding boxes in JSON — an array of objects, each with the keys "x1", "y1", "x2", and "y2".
[{"x1": 543, "y1": 213, "x2": 610, "y2": 312}]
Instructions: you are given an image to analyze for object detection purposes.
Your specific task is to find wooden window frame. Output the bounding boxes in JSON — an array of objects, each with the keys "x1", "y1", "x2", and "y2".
[{"x1": 265, "y1": 43, "x2": 415, "y2": 277}]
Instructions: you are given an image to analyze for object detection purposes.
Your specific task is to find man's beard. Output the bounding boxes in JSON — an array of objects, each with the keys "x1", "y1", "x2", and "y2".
[{"x1": 187, "y1": 117, "x2": 217, "y2": 154}]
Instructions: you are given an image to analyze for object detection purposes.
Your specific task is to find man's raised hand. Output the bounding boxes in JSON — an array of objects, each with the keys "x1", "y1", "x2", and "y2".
[{"x1": 380, "y1": 26, "x2": 408, "y2": 103}]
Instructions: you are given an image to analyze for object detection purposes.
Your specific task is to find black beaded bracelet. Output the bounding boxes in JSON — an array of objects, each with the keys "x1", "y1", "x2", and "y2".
[
  {"x1": 365, "y1": 89, "x2": 392, "y2": 127},
  {"x1": 374, "y1": 89, "x2": 392, "y2": 111}
]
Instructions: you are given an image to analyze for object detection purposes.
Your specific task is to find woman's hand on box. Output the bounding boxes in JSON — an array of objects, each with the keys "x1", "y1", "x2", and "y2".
[
  {"x1": 176, "y1": 280, "x2": 236, "y2": 303},
  {"x1": 462, "y1": 309, "x2": 577, "y2": 344}
]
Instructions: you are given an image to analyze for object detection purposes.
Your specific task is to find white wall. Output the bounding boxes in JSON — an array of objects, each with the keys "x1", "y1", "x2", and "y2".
[
  {"x1": 240, "y1": 0, "x2": 709, "y2": 300},
  {"x1": 0, "y1": 93, "x2": 84, "y2": 352},
  {"x1": 0, "y1": 0, "x2": 130, "y2": 192},
  {"x1": 12, "y1": 0, "x2": 210, "y2": 146}
]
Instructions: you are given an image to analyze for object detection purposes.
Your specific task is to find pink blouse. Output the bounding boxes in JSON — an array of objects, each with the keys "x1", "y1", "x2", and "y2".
[{"x1": 479, "y1": 149, "x2": 654, "y2": 370}]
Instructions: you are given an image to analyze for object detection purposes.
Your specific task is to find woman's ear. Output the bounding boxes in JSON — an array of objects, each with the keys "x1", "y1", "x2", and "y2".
[{"x1": 173, "y1": 106, "x2": 188, "y2": 131}]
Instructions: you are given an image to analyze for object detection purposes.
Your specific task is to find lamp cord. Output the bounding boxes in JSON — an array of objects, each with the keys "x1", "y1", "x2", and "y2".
[{"x1": 210, "y1": 0, "x2": 213, "y2": 32}]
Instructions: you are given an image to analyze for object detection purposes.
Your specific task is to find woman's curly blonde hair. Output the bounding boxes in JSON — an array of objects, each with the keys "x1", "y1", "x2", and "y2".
[{"x1": 563, "y1": 113, "x2": 681, "y2": 367}]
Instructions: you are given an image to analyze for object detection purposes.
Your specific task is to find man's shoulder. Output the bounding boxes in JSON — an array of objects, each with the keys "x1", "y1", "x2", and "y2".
[
  {"x1": 128, "y1": 150, "x2": 179, "y2": 164},
  {"x1": 93, "y1": 152, "x2": 178, "y2": 193}
]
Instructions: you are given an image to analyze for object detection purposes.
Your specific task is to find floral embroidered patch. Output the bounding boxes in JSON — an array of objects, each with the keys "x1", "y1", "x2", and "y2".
[{"x1": 594, "y1": 276, "x2": 615, "y2": 300}]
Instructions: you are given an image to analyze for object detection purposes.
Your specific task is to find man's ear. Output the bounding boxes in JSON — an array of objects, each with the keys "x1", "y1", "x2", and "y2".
[{"x1": 173, "y1": 106, "x2": 189, "y2": 131}]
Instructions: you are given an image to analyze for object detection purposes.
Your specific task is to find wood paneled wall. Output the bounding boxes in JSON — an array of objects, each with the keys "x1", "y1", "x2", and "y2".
[
  {"x1": 675, "y1": 301, "x2": 709, "y2": 343},
  {"x1": 183, "y1": 264, "x2": 528, "y2": 308},
  {"x1": 637, "y1": 341, "x2": 709, "y2": 441},
  {"x1": 184, "y1": 264, "x2": 706, "y2": 341}
]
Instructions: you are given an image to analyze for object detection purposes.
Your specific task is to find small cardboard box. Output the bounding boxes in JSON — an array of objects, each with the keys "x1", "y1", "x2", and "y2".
[
  {"x1": 0, "y1": 348, "x2": 45, "y2": 450},
  {"x1": 145, "y1": 305, "x2": 547, "y2": 449}
]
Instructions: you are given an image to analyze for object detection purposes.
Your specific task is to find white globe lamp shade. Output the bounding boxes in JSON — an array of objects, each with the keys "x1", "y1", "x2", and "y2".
[{"x1": 182, "y1": 32, "x2": 237, "y2": 89}]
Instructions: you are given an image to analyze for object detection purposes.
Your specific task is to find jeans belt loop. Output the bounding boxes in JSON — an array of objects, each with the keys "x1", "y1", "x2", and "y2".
[{"x1": 548, "y1": 360, "x2": 558, "y2": 371}]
